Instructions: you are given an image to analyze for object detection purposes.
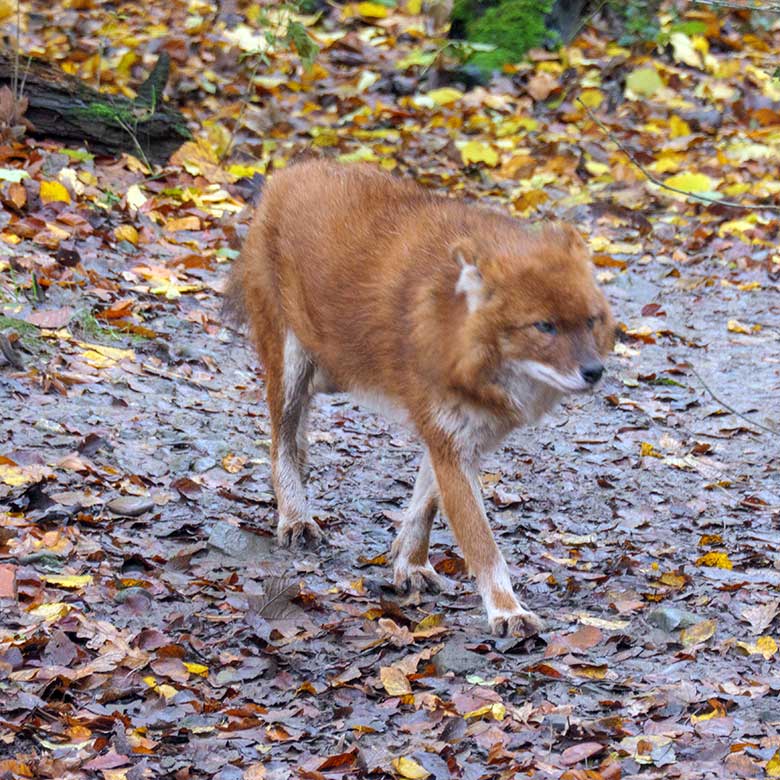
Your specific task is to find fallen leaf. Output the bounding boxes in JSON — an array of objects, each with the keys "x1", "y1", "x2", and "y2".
[
  {"x1": 680, "y1": 619, "x2": 717, "y2": 647},
  {"x1": 40, "y1": 180, "x2": 71, "y2": 203},
  {"x1": 391, "y1": 756, "x2": 430, "y2": 779},
  {"x1": 736, "y1": 635, "x2": 777, "y2": 660},
  {"x1": 41, "y1": 574, "x2": 93, "y2": 589},
  {"x1": 460, "y1": 140, "x2": 499, "y2": 167},
  {"x1": 380, "y1": 666, "x2": 412, "y2": 696}
]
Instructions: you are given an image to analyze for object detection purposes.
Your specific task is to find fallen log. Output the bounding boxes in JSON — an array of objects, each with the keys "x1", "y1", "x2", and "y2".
[{"x1": 0, "y1": 51, "x2": 191, "y2": 164}]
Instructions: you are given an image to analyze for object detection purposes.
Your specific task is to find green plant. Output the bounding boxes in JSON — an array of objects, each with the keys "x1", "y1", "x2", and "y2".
[
  {"x1": 606, "y1": 0, "x2": 661, "y2": 46},
  {"x1": 451, "y1": 0, "x2": 555, "y2": 71}
]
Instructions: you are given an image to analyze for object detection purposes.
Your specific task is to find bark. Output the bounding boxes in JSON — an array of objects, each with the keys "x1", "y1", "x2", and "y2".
[{"x1": 0, "y1": 51, "x2": 190, "y2": 164}]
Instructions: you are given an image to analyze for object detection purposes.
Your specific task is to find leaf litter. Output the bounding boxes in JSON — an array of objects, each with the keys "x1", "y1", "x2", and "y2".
[{"x1": 1, "y1": 1, "x2": 780, "y2": 779}]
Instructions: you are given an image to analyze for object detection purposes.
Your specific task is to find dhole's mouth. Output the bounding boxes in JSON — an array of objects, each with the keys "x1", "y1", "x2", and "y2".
[{"x1": 518, "y1": 361, "x2": 597, "y2": 394}]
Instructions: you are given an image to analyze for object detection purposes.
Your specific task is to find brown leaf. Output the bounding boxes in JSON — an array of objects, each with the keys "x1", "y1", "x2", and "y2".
[
  {"x1": 561, "y1": 742, "x2": 604, "y2": 766},
  {"x1": 0, "y1": 563, "x2": 17, "y2": 598},
  {"x1": 740, "y1": 600, "x2": 779, "y2": 635},
  {"x1": 380, "y1": 665, "x2": 412, "y2": 696},
  {"x1": 527, "y1": 71, "x2": 558, "y2": 101},
  {"x1": 26, "y1": 307, "x2": 74, "y2": 329}
]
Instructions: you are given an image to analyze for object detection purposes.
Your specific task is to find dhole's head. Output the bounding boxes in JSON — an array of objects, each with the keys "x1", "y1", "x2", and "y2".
[{"x1": 453, "y1": 222, "x2": 615, "y2": 394}]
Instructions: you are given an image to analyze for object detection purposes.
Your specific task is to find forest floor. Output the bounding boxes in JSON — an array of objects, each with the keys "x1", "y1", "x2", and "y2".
[{"x1": 1, "y1": 2, "x2": 780, "y2": 779}]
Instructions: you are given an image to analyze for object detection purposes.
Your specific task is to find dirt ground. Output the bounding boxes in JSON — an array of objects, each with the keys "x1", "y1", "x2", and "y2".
[{"x1": 2, "y1": 2, "x2": 780, "y2": 778}]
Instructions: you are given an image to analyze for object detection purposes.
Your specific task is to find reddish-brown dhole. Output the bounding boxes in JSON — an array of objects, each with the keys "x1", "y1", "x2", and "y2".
[{"x1": 224, "y1": 160, "x2": 615, "y2": 637}]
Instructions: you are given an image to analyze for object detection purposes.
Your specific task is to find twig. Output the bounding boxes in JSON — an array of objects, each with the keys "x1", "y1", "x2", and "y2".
[
  {"x1": 692, "y1": 0, "x2": 780, "y2": 11},
  {"x1": 577, "y1": 98, "x2": 780, "y2": 212},
  {"x1": 689, "y1": 364, "x2": 778, "y2": 435}
]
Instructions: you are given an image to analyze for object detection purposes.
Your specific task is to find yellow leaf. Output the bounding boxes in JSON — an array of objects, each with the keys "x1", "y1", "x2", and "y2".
[
  {"x1": 640, "y1": 442, "x2": 662, "y2": 458},
  {"x1": 114, "y1": 224, "x2": 139, "y2": 245},
  {"x1": 0, "y1": 463, "x2": 32, "y2": 487},
  {"x1": 222, "y1": 453, "x2": 248, "y2": 473},
  {"x1": 696, "y1": 552, "x2": 733, "y2": 570},
  {"x1": 625, "y1": 67, "x2": 663, "y2": 98},
  {"x1": 659, "y1": 572, "x2": 687, "y2": 589},
  {"x1": 166, "y1": 216, "x2": 201, "y2": 232},
  {"x1": 41, "y1": 574, "x2": 93, "y2": 589},
  {"x1": 460, "y1": 141, "x2": 499, "y2": 167},
  {"x1": 337, "y1": 145, "x2": 379, "y2": 163},
  {"x1": 77, "y1": 342, "x2": 135, "y2": 369},
  {"x1": 40, "y1": 180, "x2": 71, "y2": 204},
  {"x1": 414, "y1": 614, "x2": 443, "y2": 631},
  {"x1": 584, "y1": 159, "x2": 610, "y2": 177},
  {"x1": 691, "y1": 701, "x2": 726, "y2": 723},
  {"x1": 737, "y1": 635, "x2": 777, "y2": 660},
  {"x1": 425, "y1": 87, "x2": 463, "y2": 106},
  {"x1": 391, "y1": 756, "x2": 430, "y2": 779},
  {"x1": 578, "y1": 88, "x2": 603, "y2": 108},
  {"x1": 28, "y1": 602, "x2": 72, "y2": 621},
  {"x1": 727, "y1": 319, "x2": 758, "y2": 334},
  {"x1": 156, "y1": 684, "x2": 178, "y2": 700},
  {"x1": 463, "y1": 704, "x2": 492, "y2": 719},
  {"x1": 767, "y1": 749, "x2": 780, "y2": 777},
  {"x1": 680, "y1": 619, "x2": 716, "y2": 648},
  {"x1": 0, "y1": 0, "x2": 15, "y2": 22},
  {"x1": 718, "y1": 219, "x2": 757, "y2": 239},
  {"x1": 380, "y1": 666, "x2": 412, "y2": 696},
  {"x1": 664, "y1": 172, "x2": 715, "y2": 194},
  {"x1": 669, "y1": 115, "x2": 691, "y2": 138},
  {"x1": 184, "y1": 662, "x2": 209, "y2": 676},
  {"x1": 670, "y1": 32, "x2": 702, "y2": 69},
  {"x1": 126, "y1": 184, "x2": 147, "y2": 212},
  {"x1": 357, "y1": 1, "x2": 389, "y2": 17}
]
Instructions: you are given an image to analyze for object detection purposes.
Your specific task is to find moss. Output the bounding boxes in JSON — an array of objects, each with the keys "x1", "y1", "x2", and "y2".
[
  {"x1": 0, "y1": 315, "x2": 38, "y2": 336},
  {"x1": 72, "y1": 310, "x2": 121, "y2": 344},
  {"x1": 74, "y1": 102, "x2": 133, "y2": 125},
  {"x1": 0, "y1": 315, "x2": 47, "y2": 356},
  {"x1": 451, "y1": 0, "x2": 555, "y2": 71}
]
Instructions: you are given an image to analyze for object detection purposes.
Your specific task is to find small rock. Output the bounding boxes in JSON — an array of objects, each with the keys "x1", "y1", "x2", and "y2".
[
  {"x1": 647, "y1": 605, "x2": 699, "y2": 633},
  {"x1": 34, "y1": 419, "x2": 66, "y2": 434},
  {"x1": 107, "y1": 496, "x2": 155, "y2": 517},
  {"x1": 207, "y1": 521, "x2": 274, "y2": 560},
  {"x1": 433, "y1": 637, "x2": 485, "y2": 675}
]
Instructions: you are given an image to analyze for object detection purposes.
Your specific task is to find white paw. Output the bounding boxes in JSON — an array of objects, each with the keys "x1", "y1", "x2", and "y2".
[
  {"x1": 393, "y1": 560, "x2": 453, "y2": 596},
  {"x1": 277, "y1": 516, "x2": 321, "y2": 548},
  {"x1": 487, "y1": 605, "x2": 545, "y2": 638}
]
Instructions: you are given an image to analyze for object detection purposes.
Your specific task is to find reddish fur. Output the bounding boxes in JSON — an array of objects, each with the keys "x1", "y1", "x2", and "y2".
[{"x1": 226, "y1": 159, "x2": 615, "y2": 636}]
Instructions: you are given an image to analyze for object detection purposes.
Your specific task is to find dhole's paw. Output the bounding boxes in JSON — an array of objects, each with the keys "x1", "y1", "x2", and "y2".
[
  {"x1": 393, "y1": 561, "x2": 453, "y2": 596},
  {"x1": 489, "y1": 607, "x2": 545, "y2": 639},
  {"x1": 277, "y1": 517, "x2": 321, "y2": 548}
]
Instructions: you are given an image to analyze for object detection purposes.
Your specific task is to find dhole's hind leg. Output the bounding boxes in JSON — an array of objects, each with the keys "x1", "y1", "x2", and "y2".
[
  {"x1": 268, "y1": 330, "x2": 320, "y2": 548},
  {"x1": 390, "y1": 451, "x2": 453, "y2": 595}
]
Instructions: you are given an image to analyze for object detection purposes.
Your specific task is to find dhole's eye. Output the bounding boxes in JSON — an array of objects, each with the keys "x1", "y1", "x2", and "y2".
[
  {"x1": 534, "y1": 321, "x2": 557, "y2": 335},
  {"x1": 586, "y1": 316, "x2": 596, "y2": 329}
]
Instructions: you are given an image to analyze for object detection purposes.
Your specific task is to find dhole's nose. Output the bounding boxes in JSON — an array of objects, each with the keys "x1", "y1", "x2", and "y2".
[{"x1": 581, "y1": 362, "x2": 604, "y2": 386}]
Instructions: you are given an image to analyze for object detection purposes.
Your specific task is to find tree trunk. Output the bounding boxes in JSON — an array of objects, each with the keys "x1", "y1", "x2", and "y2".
[{"x1": 0, "y1": 51, "x2": 190, "y2": 164}]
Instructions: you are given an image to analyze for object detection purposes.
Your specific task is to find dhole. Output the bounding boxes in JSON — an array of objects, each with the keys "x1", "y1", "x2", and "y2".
[{"x1": 225, "y1": 160, "x2": 615, "y2": 637}]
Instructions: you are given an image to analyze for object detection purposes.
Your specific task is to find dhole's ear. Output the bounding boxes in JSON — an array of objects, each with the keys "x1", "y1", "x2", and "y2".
[{"x1": 451, "y1": 239, "x2": 486, "y2": 313}]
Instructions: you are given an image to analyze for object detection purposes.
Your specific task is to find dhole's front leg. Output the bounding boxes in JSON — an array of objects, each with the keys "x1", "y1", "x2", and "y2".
[
  {"x1": 390, "y1": 451, "x2": 452, "y2": 595},
  {"x1": 426, "y1": 443, "x2": 545, "y2": 638}
]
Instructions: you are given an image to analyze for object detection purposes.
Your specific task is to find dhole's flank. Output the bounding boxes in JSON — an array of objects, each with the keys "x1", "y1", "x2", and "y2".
[{"x1": 224, "y1": 160, "x2": 615, "y2": 637}]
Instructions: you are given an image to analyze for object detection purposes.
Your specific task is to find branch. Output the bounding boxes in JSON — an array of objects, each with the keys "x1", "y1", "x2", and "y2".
[
  {"x1": 689, "y1": 365, "x2": 778, "y2": 435},
  {"x1": 691, "y1": 0, "x2": 780, "y2": 12},
  {"x1": 577, "y1": 98, "x2": 780, "y2": 212}
]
